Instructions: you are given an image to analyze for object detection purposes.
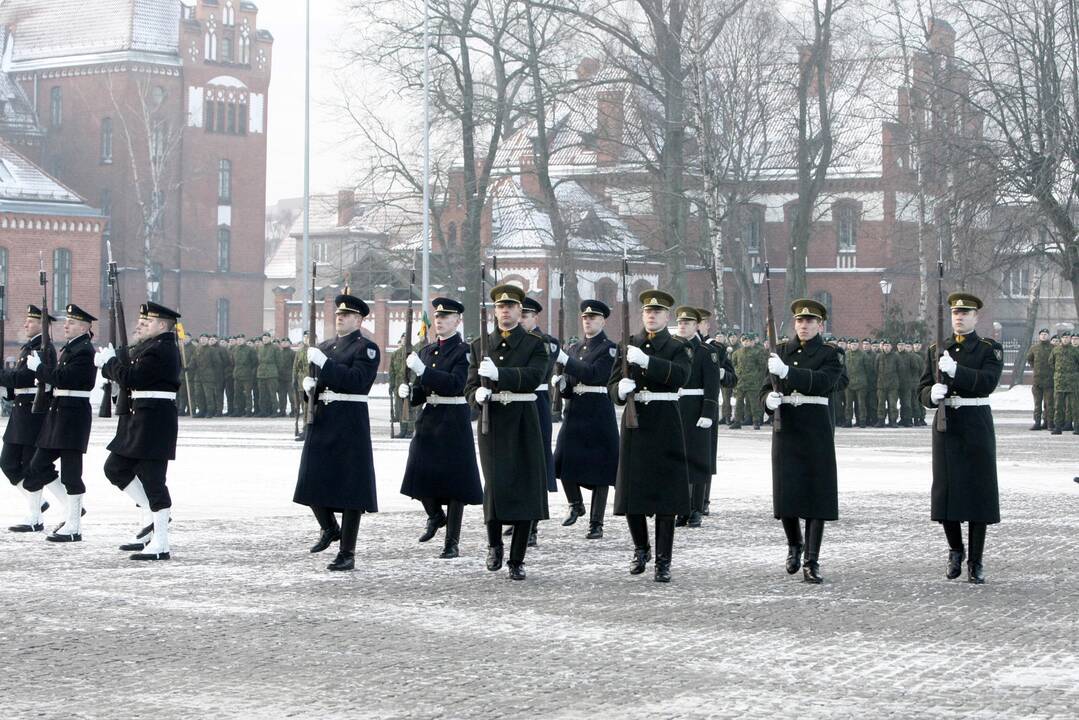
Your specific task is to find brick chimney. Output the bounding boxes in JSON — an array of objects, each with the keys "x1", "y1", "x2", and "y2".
[
  {"x1": 576, "y1": 57, "x2": 601, "y2": 80},
  {"x1": 596, "y1": 90, "x2": 624, "y2": 166},
  {"x1": 797, "y1": 45, "x2": 831, "y2": 97},
  {"x1": 519, "y1": 150, "x2": 541, "y2": 197},
  {"x1": 927, "y1": 18, "x2": 956, "y2": 58},
  {"x1": 337, "y1": 189, "x2": 355, "y2": 227}
]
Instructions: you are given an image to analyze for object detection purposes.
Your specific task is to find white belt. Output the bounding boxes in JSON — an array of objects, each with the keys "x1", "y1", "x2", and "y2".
[
  {"x1": 14, "y1": 383, "x2": 52, "y2": 395},
  {"x1": 425, "y1": 394, "x2": 467, "y2": 405},
  {"x1": 572, "y1": 385, "x2": 608, "y2": 395},
  {"x1": 635, "y1": 391, "x2": 680, "y2": 403},
  {"x1": 320, "y1": 391, "x2": 369, "y2": 404},
  {"x1": 492, "y1": 392, "x2": 537, "y2": 404},
  {"x1": 943, "y1": 397, "x2": 991, "y2": 407},
  {"x1": 535, "y1": 384, "x2": 549, "y2": 393},
  {"x1": 780, "y1": 394, "x2": 829, "y2": 407},
  {"x1": 52, "y1": 389, "x2": 91, "y2": 399},
  {"x1": 130, "y1": 391, "x2": 176, "y2": 401},
  {"x1": 679, "y1": 388, "x2": 705, "y2": 397}
]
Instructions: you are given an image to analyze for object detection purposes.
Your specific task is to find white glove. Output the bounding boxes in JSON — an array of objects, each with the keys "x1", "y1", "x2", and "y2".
[
  {"x1": 307, "y1": 347, "x2": 328, "y2": 368},
  {"x1": 26, "y1": 352, "x2": 41, "y2": 372},
  {"x1": 549, "y1": 374, "x2": 562, "y2": 388},
  {"x1": 557, "y1": 349, "x2": 569, "y2": 365},
  {"x1": 938, "y1": 353, "x2": 958, "y2": 377},
  {"x1": 617, "y1": 377, "x2": 637, "y2": 400},
  {"x1": 696, "y1": 417, "x2": 713, "y2": 429},
  {"x1": 405, "y1": 352, "x2": 425, "y2": 377},
  {"x1": 94, "y1": 344, "x2": 116, "y2": 368},
  {"x1": 719, "y1": 368, "x2": 725, "y2": 381},
  {"x1": 475, "y1": 386, "x2": 491, "y2": 404},
  {"x1": 768, "y1": 353, "x2": 789, "y2": 379},
  {"x1": 302, "y1": 376, "x2": 317, "y2": 395},
  {"x1": 478, "y1": 357, "x2": 499, "y2": 381},
  {"x1": 626, "y1": 345, "x2": 650, "y2": 368},
  {"x1": 930, "y1": 383, "x2": 948, "y2": 403},
  {"x1": 397, "y1": 383, "x2": 411, "y2": 399},
  {"x1": 765, "y1": 391, "x2": 783, "y2": 411}
]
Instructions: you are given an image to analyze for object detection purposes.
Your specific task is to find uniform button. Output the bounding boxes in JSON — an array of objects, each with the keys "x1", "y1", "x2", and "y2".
[
  {"x1": 499, "y1": 356, "x2": 504, "y2": 360},
  {"x1": 645, "y1": 344, "x2": 651, "y2": 348},
  {"x1": 434, "y1": 350, "x2": 439, "y2": 355},
  {"x1": 793, "y1": 361, "x2": 799, "y2": 366}
]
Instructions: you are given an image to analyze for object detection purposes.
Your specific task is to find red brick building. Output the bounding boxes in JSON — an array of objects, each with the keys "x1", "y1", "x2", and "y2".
[
  {"x1": 0, "y1": 139, "x2": 103, "y2": 357},
  {"x1": 0, "y1": 0, "x2": 272, "y2": 336}
]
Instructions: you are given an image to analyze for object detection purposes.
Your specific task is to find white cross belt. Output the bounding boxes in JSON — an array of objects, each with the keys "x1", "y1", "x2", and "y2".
[{"x1": 679, "y1": 388, "x2": 705, "y2": 396}]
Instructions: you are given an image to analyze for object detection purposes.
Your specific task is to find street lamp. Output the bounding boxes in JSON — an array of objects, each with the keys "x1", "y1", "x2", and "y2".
[
  {"x1": 879, "y1": 278, "x2": 893, "y2": 332},
  {"x1": 751, "y1": 263, "x2": 765, "y2": 333}
]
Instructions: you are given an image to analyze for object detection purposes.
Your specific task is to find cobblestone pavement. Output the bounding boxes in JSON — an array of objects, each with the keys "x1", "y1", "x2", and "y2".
[{"x1": 1, "y1": 409, "x2": 1077, "y2": 719}]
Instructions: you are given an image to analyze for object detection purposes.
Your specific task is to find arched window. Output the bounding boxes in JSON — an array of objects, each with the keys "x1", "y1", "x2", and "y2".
[
  {"x1": 240, "y1": 31, "x2": 251, "y2": 64},
  {"x1": 50, "y1": 87, "x2": 62, "y2": 128},
  {"x1": 100, "y1": 117, "x2": 113, "y2": 163},
  {"x1": 218, "y1": 227, "x2": 231, "y2": 271},
  {"x1": 218, "y1": 159, "x2": 232, "y2": 204},
  {"x1": 205, "y1": 31, "x2": 217, "y2": 61},
  {"x1": 205, "y1": 100, "x2": 216, "y2": 132},
  {"x1": 595, "y1": 277, "x2": 617, "y2": 307},
  {"x1": 224, "y1": 2, "x2": 235, "y2": 26},
  {"x1": 216, "y1": 298, "x2": 230, "y2": 336},
  {"x1": 631, "y1": 279, "x2": 652, "y2": 300},
  {"x1": 53, "y1": 249, "x2": 72, "y2": 309},
  {"x1": 742, "y1": 205, "x2": 764, "y2": 255}
]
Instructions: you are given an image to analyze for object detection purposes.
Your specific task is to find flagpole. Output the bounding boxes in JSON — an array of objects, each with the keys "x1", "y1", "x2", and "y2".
[
  {"x1": 421, "y1": 0, "x2": 431, "y2": 318},
  {"x1": 301, "y1": 0, "x2": 312, "y2": 335}
]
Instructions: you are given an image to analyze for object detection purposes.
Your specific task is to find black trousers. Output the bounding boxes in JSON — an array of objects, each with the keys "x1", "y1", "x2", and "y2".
[
  {"x1": 23, "y1": 448, "x2": 84, "y2": 494},
  {"x1": 486, "y1": 520, "x2": 530, "y2": 565},
  {"x1": 781, "y1": 517, "x2": 825, "y2": 561},
  {"x1": 563, "y1": 481, "x2": 609, "y2": 525},
  {"x1": 104, "y1": 453, "x2": 172, "y2": 511},
  {"x1": 311, "y1": 506, "x2": 361, "y2": 554},
  {"x1": 690, "y1": 482, "x2": 708, "y2": 514},
  {"x1": 0, "y1": 442, "x2": 42, "y2": 486}
]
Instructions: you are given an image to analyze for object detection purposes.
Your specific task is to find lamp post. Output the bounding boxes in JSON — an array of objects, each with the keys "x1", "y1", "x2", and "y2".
[
  {"x1": 751, "y1": 263, "x2": 765, "y2": 334},
  {"x1": 879, "y1": 278, "x2": 893, "y2": 334}
]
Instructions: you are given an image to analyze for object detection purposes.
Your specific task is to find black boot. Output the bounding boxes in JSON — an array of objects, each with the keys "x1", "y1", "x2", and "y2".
[
  {"x1": 967, "y1": 522, "x2": 986, "y2": 584},
  {"x1": 327, "y1": 511, "x2": 359, "y2": 571},
  {"x1": 781, "y1": 517, "x2": 803, "y2": 574},
  {"x1": 802, "y1": 518, "x2": 824, "y2": 584},
  {"x1": 654, "y1": 515, "x2": 674, "y2": 583},
  {"x1": 418, "y1": 499, "x2": 447, "y2": 543},
  {"x1": 309, "y1": 506, "x2": 341, "y2": 553},
  {"x1": 947, "y1": 547, "x2": 965, "y2": 580},
  {"x1": 508, "y1": 521, "x2": 529, "y2": 580},
  {"x1": 701, "y1": 480, "x2": 712, "y2": 515},
  {"x1": 675, "y1": 515, "x2": 688, "y2": 527},
  {"x1": 943, "y1": 521, "x2": 964, "y2": 579},
  {"x1": 440, "y1": 501, "x2": 463, "y2": 558},
  {"x1": 562, "y1": 501, "x2": 586, "y2": 527},
  {"x1": 586, "y1": 486, "x2": 607, "y2": 539},
  {"x1": 687, "y1": 510, "x2": 702, "y2": 528},
  {"x1": 527, "y1": 519, "x2": 538, "y2": 547},
  {"x1": 627, "y1": 514, "x2": 650, "y2": 575},
  {"x1": 486, "y1": 522, "x2": 504, "y2": 571}
]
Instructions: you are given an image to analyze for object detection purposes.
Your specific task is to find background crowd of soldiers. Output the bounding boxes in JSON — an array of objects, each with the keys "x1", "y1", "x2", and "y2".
[
  {"x1": 1024, "y1": 330, "x2": 1079, "y2": 434},
  {"x1": 177, "y1": 333, "x2": 305, "y2": 420}
]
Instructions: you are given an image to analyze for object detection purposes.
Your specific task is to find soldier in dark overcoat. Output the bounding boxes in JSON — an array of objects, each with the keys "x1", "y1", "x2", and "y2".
[
  {"x1": 699, "y1": 311, "x2": 735, "y2": 516},
  {"x1": 919, "y1": 292, "x2": 1003, "y2": 584},
  {"x1": 760, "y1": 299, "x2": 843, "y2": 584},
  {"x1": 464, "y1": 284, "x2": 549, "y2": 581},
  {"x1": 608, "y1": 290, "x2": 691, "y2": 583},
  {"x1": 23, "y1": 304, "x2": 98, "y2": 543},
  {"x1": 1, "y1": 305, "x2": 58, "y2": 532},
  {"x1": 398, "y1": 297, "x2": 483, "y2": 559},
  {"x1": 673, "y1": 307, "x2": 720, "y2": 528},
  {"x1": 293, "y1": 294, "x2": 380, "y2": 572},
  {"x1": 518, "y1": 296, "x2": 559, "y2": 548},
  {"x1": 552, "y1": 300, "x2": 618, "y2": 539},
  {"x1": 97, "y1": 301, "x2": 183, "y2": 560}
]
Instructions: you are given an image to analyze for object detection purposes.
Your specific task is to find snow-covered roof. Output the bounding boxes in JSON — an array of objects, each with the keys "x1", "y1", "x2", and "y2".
[
  {"x1": 0, "y1": 0, "x2": 181, "y2": 69},
  {"x1": 0, "y1": 138, "x2": 98, "y2": 216},
  {"x1": 0, "y1": 69, "x2": 41, "y2": 139}
]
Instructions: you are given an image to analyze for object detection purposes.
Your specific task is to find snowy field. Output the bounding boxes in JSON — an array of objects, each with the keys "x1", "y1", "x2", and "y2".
[{"x1": 1, "y1": 384, "x2": 1076, "y2": 719}]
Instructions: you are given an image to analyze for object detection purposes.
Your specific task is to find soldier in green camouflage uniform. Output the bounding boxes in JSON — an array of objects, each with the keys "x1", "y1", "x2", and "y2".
[
  {"x1": 1050, "y1": 333, "x2": 1079, "y2": 434},
  {"x1": 1025, "y1": 329, "x2": 1054, "y2": 430},
  {"x1": 721, "y1": 331, "x2": 739, "y2": 424},
  {"x1": 255, "y1": 333, "x2": 279, "y2": 418},
  {"x1": 910, "y1": 341, "x2": 927, "y2": 426},
  {"x1": 875, "y1": 339, "x2": 900, "y2": 427},
  {"x1": 177, "y1": 335, "x2": 194, "y2": 416},
  {"x1": 276, "y1": 338, "x2": 295, "y2": 417},
  {"x1": 896, "y1": 340, "x2": 915, "y2": 427},
  {"x1": 732, "y1": 334, "x2": 766, "y2": 429},
  {"x1": 232, "y1": 336, "x2": 257, "y2": 417},
  {"x1": 222, "y1": 337, "x2": 235, "y2": 416},
  {"x1": 388, "y1": 333, "x2": 414, "y2": 438},
  {"x1": 191, "y1": 335, "x2": 213, "y2": 417},
  {"x1": 866, "y1": 339, "x2": 880, "y2": 424},
  {"x1": 292, "y1": 333, "x2": 310, "y2": 438},
  {"x1": 204, "y1": 335, "x2": 226, "y2": 418},
  {"x1": 844, "y1": 338, "x2": 869, "y2": 427}
]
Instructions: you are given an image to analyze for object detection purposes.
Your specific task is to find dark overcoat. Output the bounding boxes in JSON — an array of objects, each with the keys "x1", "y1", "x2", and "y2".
[
  {"x1": 465, "y1": 324, "x2": 549, "y2": 523},
  {"x1": 678, "y1": 335, "x2": 721, "y2": 486},
  {"x1": 918, "y1": 332, "x2": 1002, "y2": 523},
  {"x1": 705, "y1": 337, "x2": 736, "y2": 474},
  {"x1": 294, "y1": 330, "x2": 379, "y2": 512},
  {"x1": 829, "y1": 346, "x2": 849, "y2": 426},
  {"x1": 0, "y1": 334, "x2": 55, "y2": 446},
  {"x1": 101, "y1": 331, "x2": 181, "y2": 460},
  {"x1": 35, "y1": 333, "x2": 96, "y2": 452},
  {"x1": 553, "y1": 331, "x2": 619, "y2": 489},
  {"x1": 532, "y1": 329, "x2": 560, "y2": 491},
  {"x1": 400, "y1": 333, "x2": 483, "y2": 505},
  {"x1": 759, "y1": 334, "x2": 843, "y2": 521},
  {"x1": 608, "y1": 328, "x2": 692, "y2": 516}
]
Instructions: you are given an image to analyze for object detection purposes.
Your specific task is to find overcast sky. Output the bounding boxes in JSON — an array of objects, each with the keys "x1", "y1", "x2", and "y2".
[{"x1": 259, "y1": 0, "x2": 360, "y2": 206}]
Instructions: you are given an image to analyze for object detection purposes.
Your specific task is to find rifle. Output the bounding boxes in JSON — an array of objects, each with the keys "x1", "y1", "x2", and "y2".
[
  {"x1": 0, "y1": 282, "x2": 6, "y2": 386},
  {"x1": 934, "y1": 243, "x2": 947, "y2": 432},
  {"x1": 479, "y1": 261, "x2": 491, "y2": 435},
  {"x1": 620, "y1": 253, "x2": 639, "y2": 428},
  {"x1": 763, "y1": 262, "x2": 782, "y2": 431},
  {"x1": 176, "y1": 322, "x2": 194, "y2": 414},
  {"x1": 31, "y1": 254, "x2": 52, "y2": 415},
  {"x1": 401, "y1": 265, "x2": 415, "y2": 428},
  {"x1": 99, "y1": 259, "x2": 117, "y2": 417},
  {"x1": 305, "y1": 262, "x2": 319, "y2": 425},
  {"x1": 106, "y1": 245, "x2": 132, "y2": 416},
  {"x1": 551, "y1": 272, "x2": 565, "y2": 422}
]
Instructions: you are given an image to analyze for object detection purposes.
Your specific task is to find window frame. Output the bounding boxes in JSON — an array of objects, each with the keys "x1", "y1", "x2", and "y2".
[
  {"x1": 836, "y1": 204, "x2": 857, "y2": 254},
  {"x1": 53, "y1": 248, "x2": 72, "y2": 310},
  {"x1": 217, "y1": 226, "x2": 231, "y2": 272},
  {"x1": 218, "y1": 159, "x2": 232, "y2": 205},
  {"x1": 100, "y1": 117, "x2": 113, "y2": 164},
  {"x1": 50, "y1": 86, "x2": 63, "y2": 128}
]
